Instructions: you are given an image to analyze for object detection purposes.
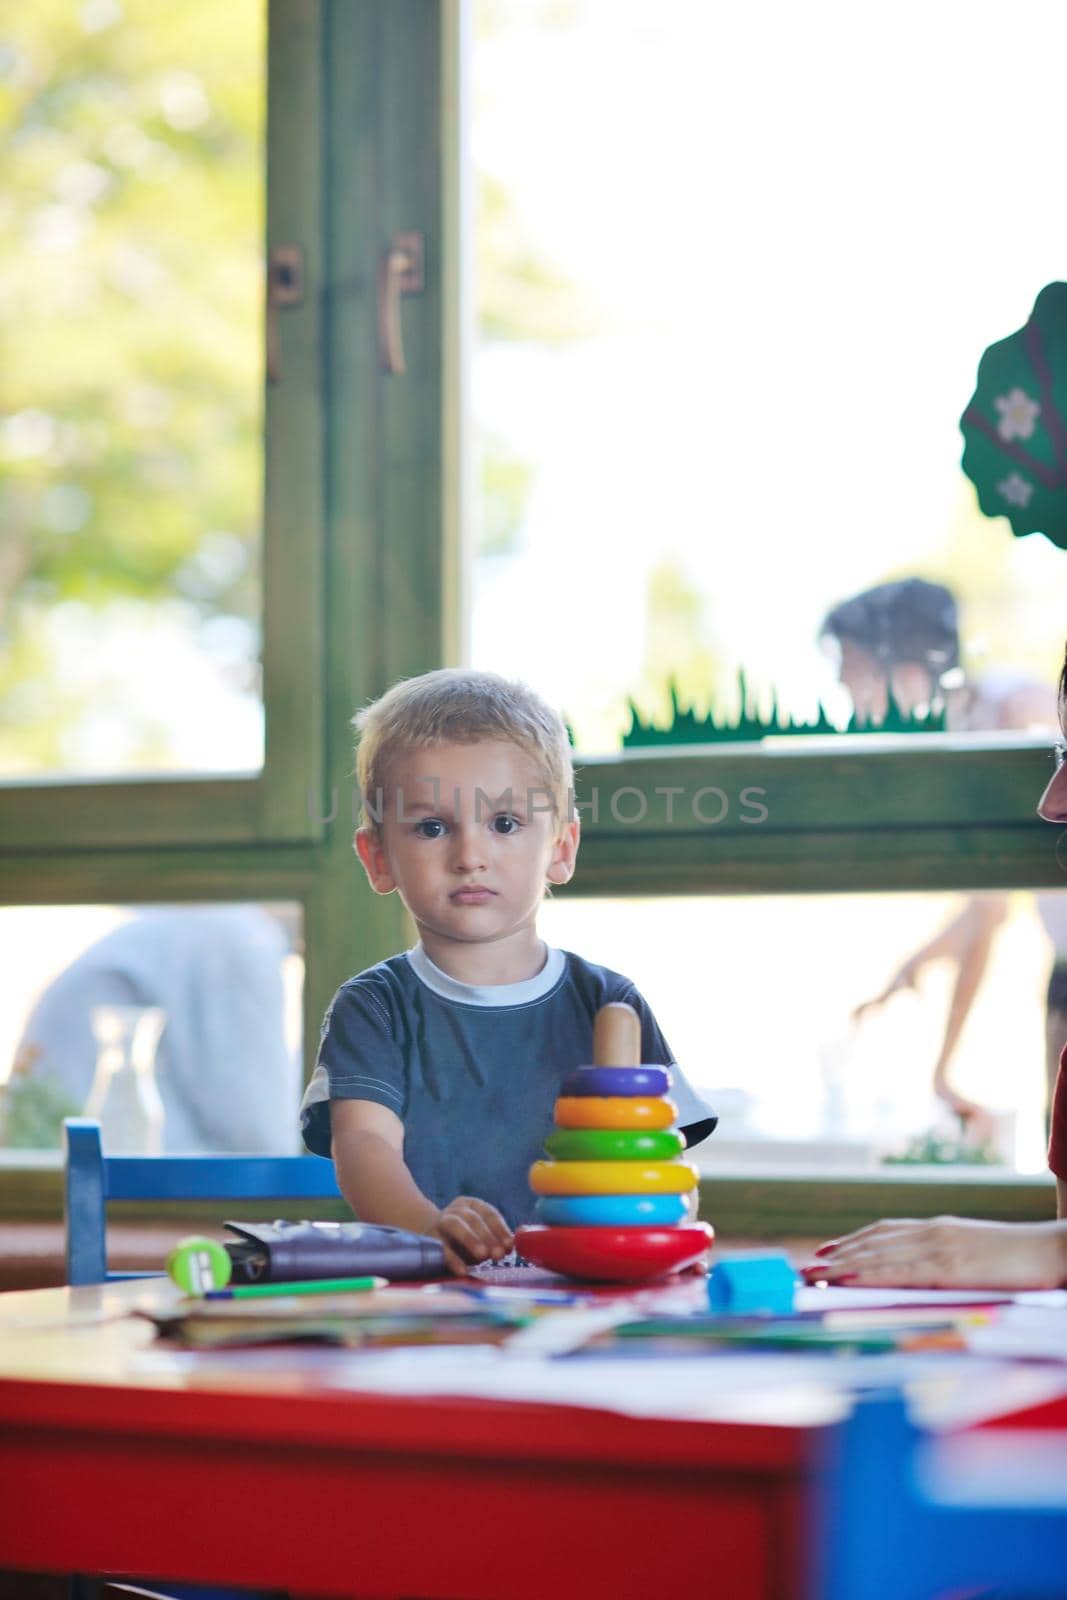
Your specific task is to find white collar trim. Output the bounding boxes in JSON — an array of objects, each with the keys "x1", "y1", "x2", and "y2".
[{"x1": 405, "y1": 942, "x2": 565, "y2": 1007}]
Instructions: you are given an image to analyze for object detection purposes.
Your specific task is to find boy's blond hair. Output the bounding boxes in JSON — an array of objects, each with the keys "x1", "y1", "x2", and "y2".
[{"x1": 354, "y1": 668, "x2": 574, "y2": 830}]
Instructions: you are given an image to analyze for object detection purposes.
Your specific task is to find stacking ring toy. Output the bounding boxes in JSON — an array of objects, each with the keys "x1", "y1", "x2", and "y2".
[
  {"x1": 561, "y1": 1065, "x2": 672, "y2": 1098},
  {"x1": 544, "y1": 1128, "x2": 684, "y2": 1162},
  {"x1": 515, "y1": 1222, "x2": 714, "y2": 1283},
  {"x1": 530, "y1": 1159, "x2": 697, "y2": 1196},
  {"x1": 554, "y1": 1095, "x2": 677, "y2": 1131},
  {"x1": 536, "y1": 1193, "x2": 689, "y2": 1227}
]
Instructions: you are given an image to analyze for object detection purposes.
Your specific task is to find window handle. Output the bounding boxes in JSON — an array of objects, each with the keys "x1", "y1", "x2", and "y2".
[
  {"x1": 266, "y1": 244, "x2": 304, "y2": 384},
  {"x1": 377, "y1": 231, "x2": 425, "y2": 376}
]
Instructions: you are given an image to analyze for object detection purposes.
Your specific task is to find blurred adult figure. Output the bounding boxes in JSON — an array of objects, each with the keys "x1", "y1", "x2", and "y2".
[
  {"x1": 821, "y1": 578, "x2": 1060, "y2": 1139},
  {"x1": 8, "y1": 904, "x2": 300, "y2": 1152}
]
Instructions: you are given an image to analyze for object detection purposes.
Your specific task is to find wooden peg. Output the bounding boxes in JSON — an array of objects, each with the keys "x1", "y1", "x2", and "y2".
[{"x1": 592, "y1": 1002, "x2": 641, "y2": 1068}]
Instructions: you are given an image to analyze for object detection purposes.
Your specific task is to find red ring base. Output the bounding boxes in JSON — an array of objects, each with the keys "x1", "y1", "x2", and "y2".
[{"x1": 514, "y1": 1222, "x2": 714, "y2": 1283}]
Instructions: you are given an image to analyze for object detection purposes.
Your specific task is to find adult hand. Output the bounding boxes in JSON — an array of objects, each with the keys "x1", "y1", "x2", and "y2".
[
  {"x1": 802, "y1": 1215, "x2": 1067, "y2": 1290},
  {"x1": 430, "y1": 1196, "x2": 513, "y2": 1275},
  {"x1": 850, "y1": 958, "x2": 920, "y2": 1022}
]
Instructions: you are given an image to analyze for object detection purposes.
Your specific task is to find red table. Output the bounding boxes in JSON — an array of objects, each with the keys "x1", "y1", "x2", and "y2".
[{"x1": 0, "y1": 1277, "x2": 820, "y2": 1600}]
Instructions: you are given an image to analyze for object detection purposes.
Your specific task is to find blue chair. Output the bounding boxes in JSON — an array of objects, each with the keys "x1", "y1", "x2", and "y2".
[
  {"x1": 63, "y1": 1118, "x2": 343, "y2": 1600},
  {"x1": 64, "y1": 1117, "x2": 342, "y2": 1285},
  {"x1": 814, "y1": 1391, "x2": 1067, "y2": 1599}
]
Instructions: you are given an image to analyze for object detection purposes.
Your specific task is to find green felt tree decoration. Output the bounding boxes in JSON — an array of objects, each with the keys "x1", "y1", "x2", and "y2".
[{"x1": 960, "y1": 281, "x2": 1067, "y2": 548}]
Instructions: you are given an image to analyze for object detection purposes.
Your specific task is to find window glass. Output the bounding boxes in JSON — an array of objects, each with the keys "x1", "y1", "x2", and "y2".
[
  {"x1": 540, "y1": 889, "x2": 1065, "y2": 1176},
  {"x1": 0, "y1": 1, "x2": 265, "y2": 778},
  {"x1": 471, "y1": 1, "x2": 1067, "y2": 753},
  {"x1": 0, "y1": 901, "x2": 302, "y2": 1153}
]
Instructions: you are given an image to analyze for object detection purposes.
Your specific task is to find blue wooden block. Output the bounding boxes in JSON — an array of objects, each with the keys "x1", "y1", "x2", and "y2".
[{"x1": 707, "y1": 1251, "x2": 796, "y2": 1315}]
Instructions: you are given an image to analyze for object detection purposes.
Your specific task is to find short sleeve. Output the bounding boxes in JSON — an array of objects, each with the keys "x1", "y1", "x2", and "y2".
[
  {"x1": 299, "y1": 981, "x2": 407, "y2": 1156},
  {"x1": 621, "y1": 984, "x2": 718, "y2": 1149}
]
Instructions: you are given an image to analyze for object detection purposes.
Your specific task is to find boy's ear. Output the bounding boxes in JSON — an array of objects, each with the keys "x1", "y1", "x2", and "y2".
[
  {"x1": 355, "y1": 827, "x2": 397, "y2": 895},
  {"x1": 546, "y1": 817, "x2": 580, "y2": 886}
]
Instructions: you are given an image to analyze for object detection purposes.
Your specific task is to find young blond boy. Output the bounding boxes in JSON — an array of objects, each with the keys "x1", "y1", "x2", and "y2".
[{"x1": 300, "y1": 669, "x2": 716, "y2": 1272}]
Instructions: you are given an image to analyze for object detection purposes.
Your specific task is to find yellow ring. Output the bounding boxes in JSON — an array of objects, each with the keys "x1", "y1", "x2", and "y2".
[
  {"x1": 529, "y1": 1159, "x2": 698, "y2": 1196},
  {"x1": 554, "y1": 1096, "x2": 678, "y2": 1131}
]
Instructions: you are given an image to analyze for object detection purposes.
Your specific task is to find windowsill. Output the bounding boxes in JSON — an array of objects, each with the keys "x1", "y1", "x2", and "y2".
[
  {"x1": 0, "y1": 1148, "x2": 1055, "y2": 1239},
  {"x1": 693, "y1": 1139, "x2": 1056, "y2": 1185},
  {"x1": 0, "y1": 1151, "x2": 62, "y2": 1170}
]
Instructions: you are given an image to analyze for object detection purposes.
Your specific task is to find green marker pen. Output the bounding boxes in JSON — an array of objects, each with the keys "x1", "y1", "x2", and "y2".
[{"x1": 202, "y1": 1275, "x2": 388, "y2": 1300}]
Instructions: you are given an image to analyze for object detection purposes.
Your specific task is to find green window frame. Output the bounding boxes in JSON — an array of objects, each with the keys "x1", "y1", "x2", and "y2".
[
  {"x1": 568, "y1": 742, "x2": 1062, "y2": 897},
  {"x1": 0, "y1": 0, "x2": 463, "y2": 1136},
  {"x1": 1, "y1": 3, "x2": 328, "y2": 853},
  {"x1": 0, "y1": 0, "x2": 1059, "y2": 1236}
]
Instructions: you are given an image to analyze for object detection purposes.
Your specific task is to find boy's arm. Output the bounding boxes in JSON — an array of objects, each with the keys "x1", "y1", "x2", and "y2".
[
  {"x1": 330, "y1": 1099, "x2": 512, "y2": 1273},
  {"x1": 330, "y1": 1099, "x2": 437, "y2": 1231}
]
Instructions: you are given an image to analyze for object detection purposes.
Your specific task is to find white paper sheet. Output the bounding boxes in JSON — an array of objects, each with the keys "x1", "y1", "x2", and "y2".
[{"x1": 324, "y1": 1345, "x2": 1067, "y2": 1430}]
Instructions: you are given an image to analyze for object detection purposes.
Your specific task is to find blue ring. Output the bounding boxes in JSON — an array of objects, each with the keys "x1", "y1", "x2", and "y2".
[
  {"x1": 560, "y1": 1065, "x2": 672, "y2": 1098},
  {"x1": 535, "y1": 1194, "x2": 688, "y2": 1227}
]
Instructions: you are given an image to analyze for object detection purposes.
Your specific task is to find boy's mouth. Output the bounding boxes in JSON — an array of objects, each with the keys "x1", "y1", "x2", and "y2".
[{"x1": 450, "y1": 887, "x2": 496, "y2": 904}]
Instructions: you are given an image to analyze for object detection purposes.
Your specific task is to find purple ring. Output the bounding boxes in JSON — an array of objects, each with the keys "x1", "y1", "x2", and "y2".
[{"x1": 560, "y1": 1065, "x2": 672, "y2": 1098}]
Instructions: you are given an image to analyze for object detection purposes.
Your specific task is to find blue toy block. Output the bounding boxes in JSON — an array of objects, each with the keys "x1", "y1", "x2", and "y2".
[{"x1": 707, "y1": 1250, "x2": 796, "y2": 1315}]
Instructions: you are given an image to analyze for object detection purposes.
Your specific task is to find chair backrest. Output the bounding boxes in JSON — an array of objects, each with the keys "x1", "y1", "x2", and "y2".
[
  {"x1": 814, "y1": 1391, "x2": 1067, "y2": 1600},
  {"x1": 63, "y1": 1117, "x2": 342, "y2": 1285}
]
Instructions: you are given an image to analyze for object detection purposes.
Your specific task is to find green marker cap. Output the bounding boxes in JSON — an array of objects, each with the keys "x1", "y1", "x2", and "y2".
[{"x1": 167, "y1": 1235, "x2": 233, "y2": 1295}]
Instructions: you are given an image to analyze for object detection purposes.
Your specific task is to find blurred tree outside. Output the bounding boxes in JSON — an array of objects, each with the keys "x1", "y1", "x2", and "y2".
[
  {"x1": 631, "y1": 558, "x2": 729, "y2": 730},
  {"x1": 932, "y1": 483, "x2": 1065, "y2": 692},
  {"x1": 1, "y1": 0, "x2": 728, "y2": 764},
  {"x1": 0, "y1": 0, "x2": 264, "y2": 775}
]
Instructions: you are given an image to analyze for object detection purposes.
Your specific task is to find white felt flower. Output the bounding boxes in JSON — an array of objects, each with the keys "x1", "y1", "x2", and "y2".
[
  {"x1": 997, "y1": 472, "x2": 1034, "y2": 507},
  {"x1": 994, "y1": 387, "x2": 1041, "y2": 441}
]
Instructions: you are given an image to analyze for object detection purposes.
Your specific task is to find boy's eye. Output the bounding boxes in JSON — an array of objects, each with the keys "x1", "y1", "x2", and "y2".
[
  {"x1": 492, "y1": 814, "x2": 521, "y2": 834},
  {"x1": 414, "y1": 818, "x2": 447, "y2": 838},
  {"x1": 1055, "y1": 742, "x2": 1067, "y2": 774}
]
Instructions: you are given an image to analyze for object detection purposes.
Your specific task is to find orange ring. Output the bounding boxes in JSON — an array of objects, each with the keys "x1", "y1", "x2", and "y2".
[{"x1": 554, "y1": 1095, "x2": 678, "y2": 1130}]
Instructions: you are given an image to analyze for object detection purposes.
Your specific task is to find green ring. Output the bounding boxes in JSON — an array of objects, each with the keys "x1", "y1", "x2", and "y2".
[{"x1": 543, "y1": 1128, "x2": 684, "y2": 1162}]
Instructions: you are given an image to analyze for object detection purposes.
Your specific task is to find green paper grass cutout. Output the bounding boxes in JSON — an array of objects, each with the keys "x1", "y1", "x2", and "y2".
[
  {"x1": 620, "y1": 675, "x2": 945, "y2": 748},
  {"x1": 960, "y1": 280, "x2": 1067, "y2": 548},
  {"x1": 882, "y1": 1129, "x2": 999, "y2": 1167}
]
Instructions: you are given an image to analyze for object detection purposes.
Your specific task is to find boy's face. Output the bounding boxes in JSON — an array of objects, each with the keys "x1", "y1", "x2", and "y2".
[{"x1": 356, "y1": 739, "x2": 579, "y2": 957}]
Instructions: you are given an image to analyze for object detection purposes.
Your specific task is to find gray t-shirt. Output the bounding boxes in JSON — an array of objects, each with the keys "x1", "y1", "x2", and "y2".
[{"x1": 300, "y1": 944, "x2": 717, "y2": 1229}]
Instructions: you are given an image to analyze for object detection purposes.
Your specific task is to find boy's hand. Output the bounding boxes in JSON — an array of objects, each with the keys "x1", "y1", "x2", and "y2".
[{"x1": 430, "y1": 1197, "x2": 513, "y2": 1275}]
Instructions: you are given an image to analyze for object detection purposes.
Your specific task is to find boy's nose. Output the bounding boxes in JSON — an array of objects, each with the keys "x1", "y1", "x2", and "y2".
[{"x1": 449, "y1": 825, "x2": 487, "y2": 872}]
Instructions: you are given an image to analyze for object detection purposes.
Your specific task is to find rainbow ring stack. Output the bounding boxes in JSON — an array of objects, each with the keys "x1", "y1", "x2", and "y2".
[{"x1": 515, "y1": 1003, "x2": 714, "y2": 1282}]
